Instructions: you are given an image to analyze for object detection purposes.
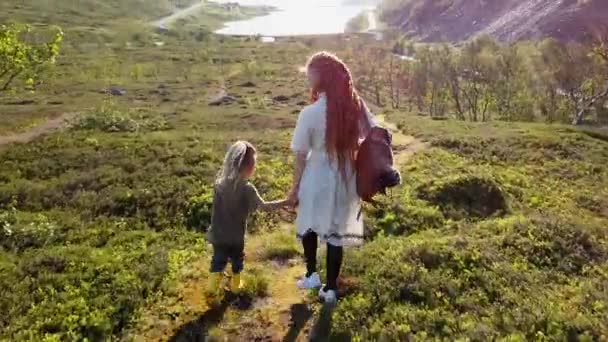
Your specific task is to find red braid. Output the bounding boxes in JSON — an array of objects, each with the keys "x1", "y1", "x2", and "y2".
[{"x1": 307, "y1": 51, "x2": 365, "y2": 180}]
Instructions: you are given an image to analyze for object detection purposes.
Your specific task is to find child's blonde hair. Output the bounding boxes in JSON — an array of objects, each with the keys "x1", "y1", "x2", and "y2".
[{"x1": 216, "y1": 141, "x2": 256, "y2": 186}]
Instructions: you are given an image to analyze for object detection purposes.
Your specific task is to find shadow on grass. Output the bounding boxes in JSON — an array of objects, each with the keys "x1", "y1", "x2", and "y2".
[
  {"x1": 308, "y1": 303, "x2": 350, "y2": 342},
  {"x1": 169, "y1": 293, "x2": 254, "y2": 342},
  {"x1": 308, "y1": 303, "x2": 334, "y2": 342},
  {"x1": 283, "y1": 303, "x2": 313, "y2": 342}
]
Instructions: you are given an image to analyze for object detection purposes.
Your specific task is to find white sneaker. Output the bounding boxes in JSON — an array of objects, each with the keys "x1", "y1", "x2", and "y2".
[
  {"x1": 296, "y1": 272, "x2": 322, "y2": 289},
  {"x1": 318, "y1": 287, "x2": 337, "y2": 304}
]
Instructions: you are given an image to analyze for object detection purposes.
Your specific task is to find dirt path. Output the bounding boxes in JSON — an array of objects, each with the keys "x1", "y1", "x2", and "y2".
[
  {"x1": 0, "y1": 112, "x2": 75, "y2": 149},
  {"x1": 225, "y1": 116, "x2": 427, "y2": 341},
  {"x1": 376, "y1": 114, "x2": 429, "y2": 166},
  {"x1": 131, "y1": 113, "x2": 427, "y2": 341},
  {"x1": 152, "y1": 0, "x2": 206, "y2": 29}
]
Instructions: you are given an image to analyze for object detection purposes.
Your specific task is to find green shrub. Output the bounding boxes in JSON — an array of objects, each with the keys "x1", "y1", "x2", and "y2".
[
  {"x1": 0, "y1": 200, "x2": 17, "y2": 230},
  {"x1": 367, "y1": 202, "x2": 445, "y2": 237},
  {"x1": 257, "y1": 229, "x2": 301, "y2": 261},
  {"x1": 0, "y1": 213, "x2": 61, "y2": 252},
  {"x1": 1, "y1": 245, "x2": 168, "y2": 340},
  {"x1": 73, "y1": 104, "x2": 171, "y2": 133},
  {"x1": 417, "y1": 175, "x2": 509, "y2": 220},
  {"x1": 184, "y1": 185, "x2": 214, "y2": 231},
  {"x1": 332, "y1": 227, "x2": 608, "y2": 340},
  {"x1": 501, "y1": 216, "x2": 608, "y2": 275},
  {"x1": 242, "y1": 266, "x2": 269, "y2": 298},
  {"x1": 73, "y1": 105, "x2": 140, "y2": 132}
]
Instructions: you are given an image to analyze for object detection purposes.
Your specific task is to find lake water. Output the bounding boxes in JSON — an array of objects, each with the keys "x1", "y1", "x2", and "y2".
[{"x1": 213, "y1": 0, "x2": 376, "y2": 36}]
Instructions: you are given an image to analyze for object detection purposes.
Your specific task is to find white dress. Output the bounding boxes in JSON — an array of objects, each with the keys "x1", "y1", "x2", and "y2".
[{"x1": 291, "y1": 93, "x2": 375, "y2": 247}]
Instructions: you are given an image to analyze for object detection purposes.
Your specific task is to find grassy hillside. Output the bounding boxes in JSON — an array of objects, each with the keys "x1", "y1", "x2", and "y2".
[
  {"x1": 0, "y1": 2, "x2": 302, "y2": 340},
  {"x1": 1, "y1": 1, "x2": 607, "y2": 341},
  {"x1": 331, "y1": 113, "x2": 608, "y2": 339},
  {"x1": 0, "y1": 0, "x2": 199, "y2": 26},
  {"x1": 0, "y1": 32, "x2": 308, "y2": 339},
  {"x1": 0, "y1": 1, "x2": 268, "y2": 134}
]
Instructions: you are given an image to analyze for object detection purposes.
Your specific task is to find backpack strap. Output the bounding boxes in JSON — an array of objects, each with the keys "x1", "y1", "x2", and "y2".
[{"x1": 356, "y1": 198, "x2": 380, "y2": 221}]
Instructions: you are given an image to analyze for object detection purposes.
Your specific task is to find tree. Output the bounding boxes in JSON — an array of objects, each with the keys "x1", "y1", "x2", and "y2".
[
  {"x1": 386, "y1": 54, "x2": 413, "y2": 109},
  {"x1": 0, "y1": 24, "x2": 63, "y2": 92},
  {"x1": 463, "y1": 37, "x2": 501, "y2": 122},
  {"x1": 437, "y1": 44, "x2": 466, "y2": 120},
  {"x1": 578, "y1": 27, "x2": 608, "y2": 125},
  {"x1": 357, "y1": 47, "x2": 388, "y2": 106},
  {"x1": 537, "y1": 39, "x2": 608, "y2": 125}
]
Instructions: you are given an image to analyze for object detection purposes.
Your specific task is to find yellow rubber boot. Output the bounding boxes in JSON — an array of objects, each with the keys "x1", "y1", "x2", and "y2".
[
  {"x1": 207, "y1": 272, "x2": 222, "y2": 294},
  {"x1": 231, "y1": 273, "x2": 244, "y2": 292}
]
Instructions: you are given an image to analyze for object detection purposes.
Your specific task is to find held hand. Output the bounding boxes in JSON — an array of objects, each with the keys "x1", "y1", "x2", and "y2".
[{"x1": 287, "y1": 188, "x2": 299, "y2": 207}]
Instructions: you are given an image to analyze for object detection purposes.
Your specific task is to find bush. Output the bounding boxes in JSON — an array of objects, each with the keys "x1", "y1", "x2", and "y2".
[
  {"x1": 331, "y1": 225, "x2": 608, "y2": 340},
  {"x1": 256, "y1": 229, "x2": 301, "y2": 262},
  {"x1": 368, "y1": 202, "x2": 445, "y2": 237},
  {"x1": 0, "y1": 213, "x2": 61, "y2": 252},
  {"x1": 417, "y1": 175, "x2": 509, "y2": 220},
  {"x1": 242, "y1": 266, "x2": 270, "y2": 298},
  {"x1": 73, "y1": 105, "x2": 140, "y2": 132},
  {"x1": 501, "y1": 216, "x2": 608, "y2": 275},
  {"x1": 1, "y1": 245, "x2": 168, "y2": 340},
  {"x1": 184, "y1": 186, "x2": 214, "y2": 231},
  {"x1": 73, "y1": 104, "x2": 171, "y2": 133}
]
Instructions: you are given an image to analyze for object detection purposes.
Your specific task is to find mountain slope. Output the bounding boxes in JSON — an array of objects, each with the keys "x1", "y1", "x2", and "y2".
[{"x1": 380, "y1": 0, "x2": 608, "y2": 42}]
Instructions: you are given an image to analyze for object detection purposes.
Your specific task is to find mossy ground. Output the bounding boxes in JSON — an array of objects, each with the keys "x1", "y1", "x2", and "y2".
[
  {"x1": 333, "y1": 112, "x2": 608, "y2": 340},
  {"x1": 1, "y1": 2, "x2": 607, "y2": 341}
]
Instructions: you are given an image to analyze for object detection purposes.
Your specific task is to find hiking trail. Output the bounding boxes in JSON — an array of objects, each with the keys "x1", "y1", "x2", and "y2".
[
  {"x1": 152, "y1": 1, "x2": 207, "y2": 30},
  {"x1": 1, "y1": 92, "x2": 425, "y2": 340},
  {"x1": 0, "y1": 112, "x2": 75, "y2": 149},
  {"x1": 376, "y1": 114, "x2": 428, "y2": 166},
  {"x1": 132, "y1": 113, "x2": 427, "y2": 341}
]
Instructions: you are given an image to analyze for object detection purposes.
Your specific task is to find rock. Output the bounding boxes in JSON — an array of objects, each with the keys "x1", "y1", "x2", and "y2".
[
  {"x1": 109, "y1": 87, "x2": 126, "y2": 96},
  {"x1": 260, "y1": 36, "x2": 275, "y2": 43},
  {"x1": 273, "y1": 95, "x2": 289, "y2": 102},
  {"x1": 239, "y1": 81, "x2": 256, "y2": 87},
  {"x1": 209, "y1": 95, "x2": 237, "y2": 106},
  {"x1": 155, "y1": 25, "x2": 169, "y2": 34},
  {"x1": 7, "y1": 99, "x2": 36, "y2": 105}
]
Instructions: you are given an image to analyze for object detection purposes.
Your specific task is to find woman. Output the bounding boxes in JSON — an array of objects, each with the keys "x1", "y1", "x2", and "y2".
[{"x1": 288, "y1": 51, "x2": 375, "y2": 304}]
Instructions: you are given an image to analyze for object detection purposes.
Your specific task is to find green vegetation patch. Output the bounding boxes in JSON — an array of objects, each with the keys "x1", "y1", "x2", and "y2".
[
  {"x1": 417, "y1": 175, "x2": 509, "y2": 220},
  {"x1": 333, "y1": 217, "x2": 608, "y2": 340},
  {"x1": 333, "y1": 114, "x2": 608, "y2": 339}
]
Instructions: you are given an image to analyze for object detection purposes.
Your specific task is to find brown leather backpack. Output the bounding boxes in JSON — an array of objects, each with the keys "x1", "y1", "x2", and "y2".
[{"x1": 356, "y1": 126, "x2": 401, "y2": 205}]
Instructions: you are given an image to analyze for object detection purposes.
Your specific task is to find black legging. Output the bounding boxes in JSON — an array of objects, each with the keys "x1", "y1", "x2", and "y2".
[{"x1": 302, "y1": 231, "x2": 343, "y2": 291}]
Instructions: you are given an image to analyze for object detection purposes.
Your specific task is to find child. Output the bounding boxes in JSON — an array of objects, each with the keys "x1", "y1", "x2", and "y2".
[{"x1": 207, "y1": 141, "x2": 289, "y2": 294}]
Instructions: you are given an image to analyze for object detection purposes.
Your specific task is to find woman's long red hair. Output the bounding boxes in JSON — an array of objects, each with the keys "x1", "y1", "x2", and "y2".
[{"x1": 307, "y1": 51, "x2": 366, "y2": 179}]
